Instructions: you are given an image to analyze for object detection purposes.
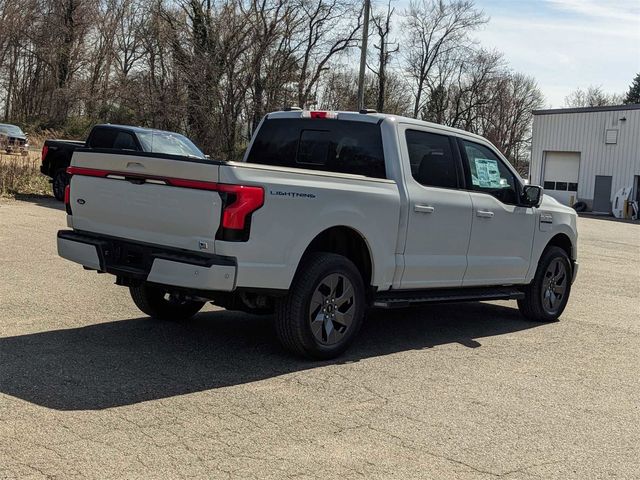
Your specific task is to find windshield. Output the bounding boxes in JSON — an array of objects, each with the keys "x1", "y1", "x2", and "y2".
[
  {"x1": 137, "y1": 131, "x2": 205, "y2": 159},
  {"x1": 0, "y1": 124, "x2": 25, "y2": 136}
]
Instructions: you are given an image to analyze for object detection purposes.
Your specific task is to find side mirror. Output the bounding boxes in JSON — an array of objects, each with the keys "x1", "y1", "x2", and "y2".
[{"x1": 522, "y1": 185, "x2": 543, "y2": 208}]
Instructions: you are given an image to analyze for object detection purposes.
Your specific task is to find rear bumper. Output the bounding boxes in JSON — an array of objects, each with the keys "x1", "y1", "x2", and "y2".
[{"x1": 57, "y1": 230, "x2": 237, "y2": 292}]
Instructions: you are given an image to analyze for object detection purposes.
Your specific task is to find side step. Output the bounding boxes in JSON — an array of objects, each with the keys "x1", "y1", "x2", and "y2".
[{"x1": 373, "y1": 287, "x2": 525, "y2": 308}]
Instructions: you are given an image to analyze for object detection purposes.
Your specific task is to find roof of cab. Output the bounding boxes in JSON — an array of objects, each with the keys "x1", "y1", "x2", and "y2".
[
  {"x1": 265, "y1": 110, "x2": 487, "y2": 142},
  {"x1": 92, "y1": 124, "x2": 176, "y2": 135}
]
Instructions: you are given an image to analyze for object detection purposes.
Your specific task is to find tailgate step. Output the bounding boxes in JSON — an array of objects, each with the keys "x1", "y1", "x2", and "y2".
[{"x1": 373, "y1": 287, "x2": 525, "y2": 308}]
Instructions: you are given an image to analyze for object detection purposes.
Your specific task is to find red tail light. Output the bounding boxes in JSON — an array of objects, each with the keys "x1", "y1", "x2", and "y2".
[
  {"x1": 218, "y1": 185, "x2": 264, "y2": 230},
  {"x1": 303, "y1": 110, "x2": 338, "y2": 119},
  {"x1": 63, "y1": 184, "x2": 72, "y2": 215},
  {"x1": 41, "y1": 145, "x2": 49, "y2": 162}
]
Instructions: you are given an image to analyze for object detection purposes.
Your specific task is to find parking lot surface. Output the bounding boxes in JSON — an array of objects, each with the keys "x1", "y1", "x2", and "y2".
[{"x1": 1, "y1": 198, "x2": 638, "y2": 479}]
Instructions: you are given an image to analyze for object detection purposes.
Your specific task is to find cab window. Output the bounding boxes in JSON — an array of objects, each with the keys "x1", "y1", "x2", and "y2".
[
  {"x1": 88, "y1": 127, "x2": 119, "y2": 149},
  {"x1": 461, "y1": 140, "x2": 519, "y2": 205},
  {"x1": 405, "y1": 130, "x2": 459, "y2": 189}
]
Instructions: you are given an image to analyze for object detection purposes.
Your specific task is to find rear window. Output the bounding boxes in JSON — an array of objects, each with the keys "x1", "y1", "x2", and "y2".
[{"x1": 246, "y1": 118, "x2": 386, "y2": 179}]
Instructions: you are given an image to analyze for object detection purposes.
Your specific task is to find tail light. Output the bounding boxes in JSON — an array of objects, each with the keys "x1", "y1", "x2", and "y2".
[
  {"x1": 63, "y1": 184, "x2": 72, "y2": 215},
  {"x1": 64, "y1": 166, "x2": 85, "y2": 216},
  {"x1": 41, "y1": 145, "x2": 49, "y2": 162},
  {"x1": 216, "y1": 185, "x2": 264, "y2": 241}
]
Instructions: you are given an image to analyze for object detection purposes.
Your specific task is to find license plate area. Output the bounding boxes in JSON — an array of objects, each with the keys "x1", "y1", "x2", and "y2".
[{"x1": 103, "y1": 240, "x2": 154, "y2": 278}]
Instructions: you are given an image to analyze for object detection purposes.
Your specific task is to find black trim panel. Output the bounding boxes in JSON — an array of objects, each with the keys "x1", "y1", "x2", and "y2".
[{"x1": 374, "y1": 286, "x2": 524, "y2": 308}]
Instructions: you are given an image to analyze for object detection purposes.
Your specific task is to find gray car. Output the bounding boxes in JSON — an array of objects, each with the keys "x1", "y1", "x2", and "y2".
[{"x1": 0, "y1": 123, "x2": 29, "y2": 155}]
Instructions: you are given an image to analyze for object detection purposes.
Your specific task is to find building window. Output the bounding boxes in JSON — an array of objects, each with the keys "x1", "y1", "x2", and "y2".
[
  {"x1": 555, "y1": 182, "x2": 568, "y2": 191},
  {"x1": 544, "y1": 181, "x2": 555, "y2": 190},
  {"x1": 568, "y1": 183, "x2": 578, "y2": 192}
]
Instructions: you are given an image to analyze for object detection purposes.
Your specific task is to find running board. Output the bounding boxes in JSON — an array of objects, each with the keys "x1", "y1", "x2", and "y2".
[{"x1": 373, "y1": 287, "x2": 525, "y2": 308}]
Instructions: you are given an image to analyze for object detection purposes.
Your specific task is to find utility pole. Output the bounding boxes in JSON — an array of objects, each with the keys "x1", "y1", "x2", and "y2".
[{"x1": 357, "y1": 0, "x2": 371, "y2": 111}]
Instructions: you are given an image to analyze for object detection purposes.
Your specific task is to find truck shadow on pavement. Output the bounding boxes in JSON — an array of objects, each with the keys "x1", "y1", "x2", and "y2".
[
  {"x1": 0, "y1": 302, "x2": 543, "y2": 410},
  {"x1": 13, "y1": 194, "x2": 63, "y2": 211}
]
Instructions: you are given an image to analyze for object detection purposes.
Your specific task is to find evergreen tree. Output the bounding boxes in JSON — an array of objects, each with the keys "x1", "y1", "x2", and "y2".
[{"x1": 624, "y1": 73, "x2": 640, "y2": 104}]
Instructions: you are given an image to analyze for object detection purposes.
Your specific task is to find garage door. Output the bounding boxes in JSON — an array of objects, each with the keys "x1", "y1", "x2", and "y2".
[{"x1": 543, "y1": 151, "x2": 580, "y2": 206}]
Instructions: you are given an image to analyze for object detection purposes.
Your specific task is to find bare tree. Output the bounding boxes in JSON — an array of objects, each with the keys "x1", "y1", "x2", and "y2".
[
  {"x1": 293, "y1": 0, "x2": 362, "y2": 108},
  {"x1": 370, "y1": 1, "x2": 398, "y2": 112},
  {"x1": 403, "y1": 0, "x2": 487, "y2": 118},
  {"x1": 564, "y1": 85, "x2": 623, "y2": 108},
  {"x1": 480, "y1": 73, "x2": 544, "y2": 172}
]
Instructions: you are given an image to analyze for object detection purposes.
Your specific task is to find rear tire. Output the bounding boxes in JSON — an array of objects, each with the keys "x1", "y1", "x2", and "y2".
[
  {"x1": 129, "y1": 282, "x2": 205, "y2": 321},
  {"x1": 52, "y1": 168, "x2": 69, "y2": 201},
  {"x1": 275, "y1": 253, "x2": 366, "y2": 360},
  {"x1": 518, "y1": 246, "x2": 572, "y2": 322}
]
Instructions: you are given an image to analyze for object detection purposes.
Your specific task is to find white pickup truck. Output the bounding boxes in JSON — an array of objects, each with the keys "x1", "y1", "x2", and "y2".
[{"x1": 57, "y1": 110, "x2": 578, "y2": 359}]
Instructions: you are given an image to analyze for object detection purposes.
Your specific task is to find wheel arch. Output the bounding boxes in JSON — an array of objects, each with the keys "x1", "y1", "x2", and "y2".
[
  {"x1": 298, "y1": 225, "x2": 374, "y2": 288},
  {"x1": 546, "y1": 233, "x2": 574, "y2": 260}
]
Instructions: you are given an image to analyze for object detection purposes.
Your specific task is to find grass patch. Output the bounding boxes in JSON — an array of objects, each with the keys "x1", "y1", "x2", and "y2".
[{"x1": 0, "y1": 153, "x2": 51, "y2": 198}]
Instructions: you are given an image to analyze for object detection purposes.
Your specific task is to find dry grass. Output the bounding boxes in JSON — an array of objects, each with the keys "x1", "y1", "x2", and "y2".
[{"x1": 0, "y1": 152, "x2": 51, "y2": 198}]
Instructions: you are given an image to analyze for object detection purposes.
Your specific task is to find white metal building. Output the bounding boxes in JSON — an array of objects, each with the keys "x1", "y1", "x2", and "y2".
[{"x1": 530, "y1": 104, "x2": 640, "y2": 213}]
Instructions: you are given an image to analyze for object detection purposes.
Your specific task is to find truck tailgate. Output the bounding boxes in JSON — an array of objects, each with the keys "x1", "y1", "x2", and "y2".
[{"x1": 68, "y1": 151, "x2": 222, "y2": 254}]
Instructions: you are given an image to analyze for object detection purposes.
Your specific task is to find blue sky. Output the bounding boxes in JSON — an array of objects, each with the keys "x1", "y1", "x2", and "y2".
[{"x1": 472, "y1": 0, "x2": 640, "y2": 107}]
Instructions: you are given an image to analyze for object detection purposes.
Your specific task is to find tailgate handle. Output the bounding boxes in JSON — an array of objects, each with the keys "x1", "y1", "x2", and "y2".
[{"x1": 126, "y1": 162, "x2": 145, "y2": 170}]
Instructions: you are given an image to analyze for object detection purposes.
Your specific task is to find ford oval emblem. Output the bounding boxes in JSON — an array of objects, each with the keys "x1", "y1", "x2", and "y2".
[{"x1": 77, "y1": 199, "x2": 86, "y2": 205}]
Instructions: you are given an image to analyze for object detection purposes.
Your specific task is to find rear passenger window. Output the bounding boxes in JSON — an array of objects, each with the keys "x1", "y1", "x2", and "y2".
[
  {"x1": 405, "y1": 130, "x2": 459, "y2": 189},
  {"x1": 247, "y1": 119, "x2": 386, "y2": 179},
  {"x1": 88, "y1": 128, "x2": 119, "y2": 149}
]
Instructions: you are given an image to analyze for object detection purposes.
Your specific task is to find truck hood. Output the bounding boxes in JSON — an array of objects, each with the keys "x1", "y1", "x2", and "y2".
[{"x1": 540, "y1": 193, "x2": 575, "y2": 214}]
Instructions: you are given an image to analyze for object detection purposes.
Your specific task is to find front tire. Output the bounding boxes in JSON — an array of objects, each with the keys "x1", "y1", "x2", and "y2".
[
  {"x1": 129, "y1": 282, "x2": 205, "y2": 321},
  {"x1": 275, "y1": 253, "x2": 366, "y2": 360},
  {"x1": 52, "y1": 168, "x2": 69, "y2": 201},
  {"x1": 518, "y1": 246, "x2": 572, "y2": 322}
]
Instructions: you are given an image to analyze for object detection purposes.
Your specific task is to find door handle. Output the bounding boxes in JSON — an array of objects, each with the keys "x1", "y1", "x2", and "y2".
[
  {"x1": 414, "y1": 204, "x2": 435, "y2": 214},
  {"x1": 476, "y1": 210, "x2": 494, "y2": 218}
]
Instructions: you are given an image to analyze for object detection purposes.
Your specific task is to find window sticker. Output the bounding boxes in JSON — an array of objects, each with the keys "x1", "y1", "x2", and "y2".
[{"x1": 474, "y1": 158, "x2": 502, "y2": 188}]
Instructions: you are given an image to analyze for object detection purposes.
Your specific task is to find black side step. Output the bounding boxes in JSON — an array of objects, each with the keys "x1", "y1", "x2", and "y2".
[{"x1": 373, "y1": 287, "x2": 525, "y2": 308}]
